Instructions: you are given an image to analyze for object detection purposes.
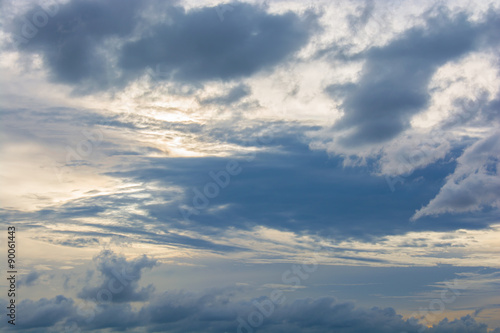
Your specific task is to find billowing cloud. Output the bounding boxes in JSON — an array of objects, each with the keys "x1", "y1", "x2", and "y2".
[
  {"x1": 2, "y1": 292, "x2": 498, "y2": 332},
  {"x1": 77, "y1": 250, "x2": 158, "y2": 303}
]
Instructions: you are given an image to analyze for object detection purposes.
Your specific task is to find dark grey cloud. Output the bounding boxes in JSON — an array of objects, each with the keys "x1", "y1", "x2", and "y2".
[
  {"x1": 138, "y1": 294, "x2": 426, "y2": 333},
  {"x1": 7, "y1": 0, "x2": 317, "y2": 93},
  {"x1": 2, "y1": 258, "x2": 499, "y2": 332},
  {"x1": 326, "y1": 8, "x2": 500, "y2": 147},
  {"x1": 335, "y1": 255, "x2": 388, "y2": 263},
  {"x1": 56, "y1": 237, "x2": 101, "y2": 248},
  {"x1": 8, "y1": 0, "x2": 144, "y2": 93},
  {"x1": 1, "y1": 295, "x2": 75, "y2": 330},
  {"x1": 1, "y1": 292, "x2": 497, "y2": 332},
  {"x1": 120, "y1": 2, "x2": 317, "y2": 84}
]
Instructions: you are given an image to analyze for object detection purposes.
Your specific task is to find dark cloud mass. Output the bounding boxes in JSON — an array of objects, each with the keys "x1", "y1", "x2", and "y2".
[
  {"x1": 3, "y1": 291, "x2": 497, "y2": 332},
  {"x1": 120, "y1": 2, "x2": 316, "y2": 83},
  {"x1": 328, "y1": 8, "x2": 500, "y2": 147},
  {"x1": 11, "y1": 0, "x2": 143, "y2": 92},
  {"x1": 9, "y1": 1, "x2": 316, "y2": 92},
  {"x1": 2, "y1": 295, "x2": 75, "y2": 330},
  {"x1": 2, "y1": 251, "x2": 497, "y2": 332}
]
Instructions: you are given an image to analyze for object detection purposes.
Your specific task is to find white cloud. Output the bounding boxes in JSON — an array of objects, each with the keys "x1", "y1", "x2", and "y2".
[{"x1": 412, "y1": 131, "x2": 500, "y2": 220}]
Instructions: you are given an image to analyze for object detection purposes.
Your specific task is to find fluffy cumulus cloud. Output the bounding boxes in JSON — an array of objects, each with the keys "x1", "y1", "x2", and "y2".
[{"x1": 77, "y1": 250, "x2": 158, "y2": 303}]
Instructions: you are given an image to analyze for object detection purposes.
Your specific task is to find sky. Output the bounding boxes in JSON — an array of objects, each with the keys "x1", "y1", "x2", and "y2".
[{"x1": 0, "y1": 0, "x2": 499, "y2": 332}]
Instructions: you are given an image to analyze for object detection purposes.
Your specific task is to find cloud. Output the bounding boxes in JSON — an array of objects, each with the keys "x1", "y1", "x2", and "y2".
[
  {"x1": 412, "y1": 131, "x2": 500, "y2": 220},
  {"x1": 1, "y1": 102, "x2": 496, "y2": 249},
  {"x1": 5, "y1": 125, "x2": 493, "y2": 246},
  {"x1": 72, "y1": 302, "x2": 141, "y2": 332},
  {"x1": 119, "y1": 2, "x2": 317, "y2": 84},
  {"x1": 200, "y1": 84, "x2": 252, "y2": 105},
  {"x1": 77, "y1": 250, "x2": 158, "y2": 303},
  {"x1": 375, "y1": 130, "x2": 454, "y2": 177},
  {"x1": 427, "y1": 315, "x2": 488, "y2": 333},
  {"x1": 2, "y1": 291, "x2": 498, "y2": 332},
  {"x1": 347, "y1": 0, "x2": 375, "y2": 33},
  {"x1": 1, "y1": 295, "x2": 75, "y2": 330},
  {"x1": 18, "y1": 270, "x2": 43, "y2": 287},
  {"x1": 325, "y1": 8, "x2": 499, "y2": 147},
  {"x1": 7, "y1": 0, "x2": 318, "y2": 93},
  {"x1": 3, "y1": 255, "x2": 500, "y2": 331},
  {"x1": 7, "y1": 0, "x2": 144, "y2": 93},
  {"x1": 1, "y1": 1, "x2": 499, "y2": 331},
  {"x1": 311, "y1": 7, "x2": 500, "y2": 224},
  {"x1": 441, "y1": 92, "x2": 500, "y2": 130}
]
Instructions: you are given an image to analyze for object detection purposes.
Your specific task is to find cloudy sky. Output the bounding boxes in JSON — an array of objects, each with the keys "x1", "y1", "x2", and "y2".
[{"x1": 1, "y1": 0, "x2": 500, "y2": 332}]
